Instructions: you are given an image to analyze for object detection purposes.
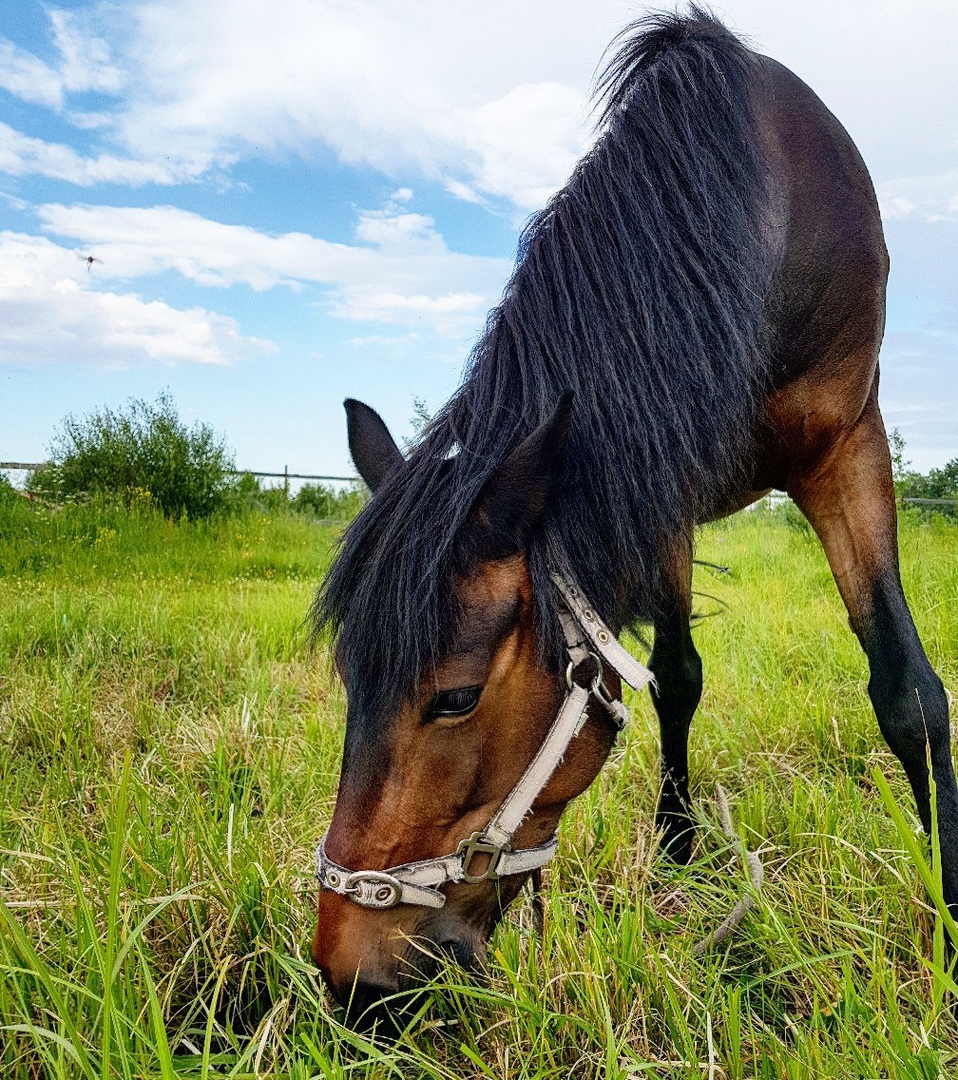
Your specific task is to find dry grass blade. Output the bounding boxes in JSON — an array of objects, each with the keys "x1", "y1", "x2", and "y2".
[{"x1": 693, "y1": 783, "x2": 764, "y2": 956}]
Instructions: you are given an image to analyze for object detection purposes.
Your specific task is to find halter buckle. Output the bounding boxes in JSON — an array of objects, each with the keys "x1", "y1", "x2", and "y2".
[
  {"x1": 342, "y1": 870, "x2": 403, "y2": 909},
  {"x1": 457, "y1": 831, "x2": 509, "y2": 883}
]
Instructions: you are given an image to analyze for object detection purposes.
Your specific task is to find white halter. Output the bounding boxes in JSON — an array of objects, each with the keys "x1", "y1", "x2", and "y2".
[{"x1": 315, "y1": 571, "x2": 654, "y2": 910}]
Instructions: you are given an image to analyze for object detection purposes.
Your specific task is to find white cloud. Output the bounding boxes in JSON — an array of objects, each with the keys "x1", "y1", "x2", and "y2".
[
  {"x1": 0, "y1": 231, "x2": 271, "y2": 368},
  {"x1": 878, "y1": 194, "x2": 916, "y2": 221},
  {"x1": 0, "y1": 122, "x2": 180, "y2": 186},
  {"x1": 879, "y1": 328, "x2": 958, "y2": 469},
  {"x1": 877, "y1": 172, "x2": 958, "y2": 222},
  {"x1": 0, "y1": 8, "x2": 125, "y2": 112},
  {"x1": 354, "y1": 211, "x2": 446, "y2": 253},
  {"x1": 74, "y1": 0, "x2": 958, "y2": 209},
  {"x1": 82, "y1": 0, "x2": 610, "y2": 210},
  {"x1": 456, "y1": 83, "x2": 587, "y2": 209},
  {"x1": 35, "y1": 200, "x2": 513, "y2": 335},
  {"x1": 49, "y1": 9, "x2": 126, "y2": 96},
  {"x1": 0, "y1": 40, "x2": 64, "y2": 109},
  {"x1": 2, "y1": 1, "x2": 958, "y2": 213},
  {"x1": 4, "y1": 0, "x2": 953, "y2": 213}
]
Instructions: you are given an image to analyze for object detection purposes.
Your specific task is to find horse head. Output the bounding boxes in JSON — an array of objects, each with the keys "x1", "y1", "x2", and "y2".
[{"x1": 311, "y1": 396, "x2": 636, "y2": 1030}]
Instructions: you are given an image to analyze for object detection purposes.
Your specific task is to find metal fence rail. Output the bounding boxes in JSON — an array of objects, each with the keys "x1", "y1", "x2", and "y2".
[
  {"x1": 2, "y1": 462, "x2": 354, "y2": 483},
  {"x1": 4, "y1": 462, "x2": 955, "y2": 506}
]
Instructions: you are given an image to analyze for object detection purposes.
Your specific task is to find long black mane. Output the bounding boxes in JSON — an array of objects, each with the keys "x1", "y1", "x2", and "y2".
[{"x1": 317, "y1": 9, "x2": 772, "y2": 727}]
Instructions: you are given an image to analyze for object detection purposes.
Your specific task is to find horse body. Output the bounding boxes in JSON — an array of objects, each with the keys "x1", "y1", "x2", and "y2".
[{"x1": 312, "y1": 12, "x2": 955, "y2": 1027}]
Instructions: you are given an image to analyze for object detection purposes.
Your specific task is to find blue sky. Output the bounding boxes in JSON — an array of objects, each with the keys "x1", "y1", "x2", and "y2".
[{"x1": 1, "y1": 0, "x2": 956, "y2": 478}]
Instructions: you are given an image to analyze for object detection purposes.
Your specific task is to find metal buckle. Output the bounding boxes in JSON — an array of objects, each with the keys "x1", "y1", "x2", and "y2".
[
  {"x1": 456, "y1": 831, "x2": 509, "y2": 883},
  {"x1": 342, "y1": 870, "x2": 403, "y2": 909}
]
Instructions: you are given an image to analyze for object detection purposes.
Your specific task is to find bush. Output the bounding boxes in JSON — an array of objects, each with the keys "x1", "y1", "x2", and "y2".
[
  {"x1": 291, "y1": 481, "x2": 367, "y2": 519},
  {"x1": 900, "y1": 458, "x2": 958, "y2": 501},
  {"x1": 0, "y1": 472, "x2": 19, "y2": 504},
  {"x1": 223, "y1": 472, "x2": 294, "y2": 515},
  {"x1": 29, "y1": 393, "x2": 234, "y2": 520}
]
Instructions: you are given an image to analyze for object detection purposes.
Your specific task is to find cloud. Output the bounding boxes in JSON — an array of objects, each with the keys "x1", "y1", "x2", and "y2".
[
  {"x1": 878, "y1": 194, "x2": 916, "y2": 221},
  {"x1": 877, "y1": 172, "x2": 958, "y2": 222},
  {"x1": 0, "y1": 122, "x2": 180, "y2": 186},
  {"x1": 0, "y1": 8, "x2": 125, "y2": 111},
  {"x1": 3, "y1": 0, "x2": 958, "y2": 214},
  {"x1": 0, "y1": 231, "x2": 272, "y2": 368},
  {"x1": 0, "y1": 40, "x2": 64, "y2": 109},
  {"x1": 456, "y1": 83, "x2": 587, "y2": 209},
  {"x1": 49, "y1": 0, "x2": 604, "y2": 210},
  {"x1": 36, "y1": 199, "x2": 513, "y2": 335},
  {"x1": 48, "y1": 9, "x2": 126, "y2": 97},
  {"x1": 879, "y1": 328, "x2": 958, "y2": 468}
]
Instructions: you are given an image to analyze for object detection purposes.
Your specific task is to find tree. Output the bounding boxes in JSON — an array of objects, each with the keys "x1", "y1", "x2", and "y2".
[
  {"x1": 887, "y1": 427, "x2": 911, "y2": 500},
  {"x1": 30, "y1": 392, "x2": 235, "y2": 520}
]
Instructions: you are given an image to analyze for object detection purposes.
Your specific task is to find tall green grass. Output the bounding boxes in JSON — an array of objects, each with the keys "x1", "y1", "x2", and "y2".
[{"x1": 0, "y1": 499, "x2": 956, "y2": 1077}]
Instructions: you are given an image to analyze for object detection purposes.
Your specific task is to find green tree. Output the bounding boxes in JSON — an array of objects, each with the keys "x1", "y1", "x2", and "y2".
[
  {"x1": 887, "y1": 427, "x2": 911, "y2": 499},
  {"x1": 291, "y1": 481, "x2": 367, "y2": 519},
  {"x1": 30, "y1": 392, "x2": 234, "y2": 520},
  {"x1": 0, "y1": 472, "x2": 18, "y2": 504}
]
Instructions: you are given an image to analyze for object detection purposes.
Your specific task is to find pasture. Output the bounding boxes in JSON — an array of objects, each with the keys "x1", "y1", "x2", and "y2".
[{"x1": 1, "y1": 493, "x2": 957, "y2": 1078}]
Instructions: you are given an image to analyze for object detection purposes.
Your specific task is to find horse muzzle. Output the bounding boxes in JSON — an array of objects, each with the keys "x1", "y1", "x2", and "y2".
[{"x1": 313, "y1": 890, "x2": 487, "y2": 1031}]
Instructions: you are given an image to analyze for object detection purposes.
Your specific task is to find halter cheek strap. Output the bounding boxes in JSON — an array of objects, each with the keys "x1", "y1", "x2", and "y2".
[{"x1": 315, "y1": 570, "x2": 655, "y2": 910}]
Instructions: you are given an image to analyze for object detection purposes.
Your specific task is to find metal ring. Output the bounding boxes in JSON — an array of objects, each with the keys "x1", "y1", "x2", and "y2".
[
  {"x1": 568, "y1": 651, "x2": 602, "y2": 690},
  {"x1": 343, "y1": 871, "x2": 403, "y2": 909}
]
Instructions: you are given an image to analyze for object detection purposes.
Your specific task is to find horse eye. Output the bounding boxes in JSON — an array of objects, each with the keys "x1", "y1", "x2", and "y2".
[{"x1": 427, "y1": 685, "x2": 482, "y2": 721}]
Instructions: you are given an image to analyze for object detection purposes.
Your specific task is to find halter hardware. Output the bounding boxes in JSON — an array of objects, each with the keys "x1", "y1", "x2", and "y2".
[
  {"x1": 316, "y1": 569, "x2": 655, "y2": 910},
  {"x1": 456, "y1": 832, "x2": 510, "y2": 883}
]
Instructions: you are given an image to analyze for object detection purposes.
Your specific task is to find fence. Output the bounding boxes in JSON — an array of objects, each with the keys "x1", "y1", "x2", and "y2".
[
  {"x1": 1, "y1": 462, "x2": 354, "y2": 483},
  {"x1": 3, "y1": 462, "x2": 955, "y2": 509}
]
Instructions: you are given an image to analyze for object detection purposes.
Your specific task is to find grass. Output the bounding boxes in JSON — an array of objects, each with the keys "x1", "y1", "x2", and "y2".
[{"x1": 0, "y1": 493, "x2": 957, "y2": 1077}]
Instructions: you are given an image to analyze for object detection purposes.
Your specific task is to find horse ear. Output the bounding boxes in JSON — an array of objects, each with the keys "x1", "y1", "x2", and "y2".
[
  {"x1": 344, "y1": 399, "x2": 405, "y2": 492},
  {"x1": 470, "y1": 392, "x2": 573, "y2": 557}
]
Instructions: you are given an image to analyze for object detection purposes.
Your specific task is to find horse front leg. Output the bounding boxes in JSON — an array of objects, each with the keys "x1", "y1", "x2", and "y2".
[
  {"x1": 790, "y1": 393, "x2": 958, "y2": 918},
  {"x1": 650, "y1": 540, "x2": 702, "y2": 864}
]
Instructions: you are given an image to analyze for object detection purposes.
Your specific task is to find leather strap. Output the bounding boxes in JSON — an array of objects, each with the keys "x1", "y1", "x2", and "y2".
[
  {"x1": 550, "y1": 572, "x2": 655, "y2": 693},
  {"x1": 317, "y1": 836, "x2": 560, "y2": 909},
  {"x1": 315, "y1": 569, "x2": 654, "y2": 910},
  {"x1": 482, "y1": 682, "x2": 591, "y2": 847}
]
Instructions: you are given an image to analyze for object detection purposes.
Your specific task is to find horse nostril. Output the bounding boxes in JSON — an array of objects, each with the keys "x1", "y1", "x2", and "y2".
[
  {"x1": 340, "y1": 979, "x2": 405, "y2": 1037},
  {"x1": 438, "y1": 937, "x2": 481, "y2": 973}
]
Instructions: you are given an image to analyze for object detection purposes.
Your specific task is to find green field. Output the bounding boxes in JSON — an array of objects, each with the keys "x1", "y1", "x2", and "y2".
[{"x1": 1, "y1": 494, "x2": 957, "y2": 1078}]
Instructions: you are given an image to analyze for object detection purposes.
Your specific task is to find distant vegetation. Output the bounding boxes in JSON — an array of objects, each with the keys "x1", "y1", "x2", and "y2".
[
  {"x1": 900, "y1": 459, "x2": 958, "y2": 501},
  {"x1": 20, "y1": 393, "x2": 367, "y2": 523},
  {"x1": 27, "y1": 392, "x2": 234, "y2": 520},
  {"x1": 12, "y1": 406, "x2": 952, "y2": 531},
  {"x1": 890, "y1": 428, "x2": 958, "y2": 504}
]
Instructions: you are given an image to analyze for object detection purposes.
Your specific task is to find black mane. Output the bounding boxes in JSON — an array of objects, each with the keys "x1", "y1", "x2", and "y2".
[{"x1": 316, "y1": 8, "x2": 772, "y2": 729}]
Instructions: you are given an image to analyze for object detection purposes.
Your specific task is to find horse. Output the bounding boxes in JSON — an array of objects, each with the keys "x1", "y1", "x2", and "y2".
[{"x1": 310, "y1": 9, "x2": 957, "y2": 1030}]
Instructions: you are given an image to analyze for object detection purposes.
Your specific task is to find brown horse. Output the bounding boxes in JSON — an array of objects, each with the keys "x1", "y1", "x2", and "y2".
[{"x1": 311, "y1": 10, "x2": 956, "y2": 1029}]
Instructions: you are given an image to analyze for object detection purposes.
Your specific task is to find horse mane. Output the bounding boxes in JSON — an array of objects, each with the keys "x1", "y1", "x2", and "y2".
[{"x1": 315, "y1": 7, "x2": 772, "y2": 733}]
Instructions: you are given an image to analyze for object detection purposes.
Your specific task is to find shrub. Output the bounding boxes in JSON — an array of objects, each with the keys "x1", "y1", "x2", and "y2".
[
  {"x1": 224, "y1": 473, "x2": 294, "y2": 515},
  {"x1": 900, "y1": 458, "x2": 958, "y2": 501},
  {"x1": 291, "y1": 481, "x2": 366, "y2": 520},
  {"x1": 0, "y1": 472, "x2": 19, "y2": 504},
  {"x1": 30, "y1": 392, "x2": 234, "y2": 520}
]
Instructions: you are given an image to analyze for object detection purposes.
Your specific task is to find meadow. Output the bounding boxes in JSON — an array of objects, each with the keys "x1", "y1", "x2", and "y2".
[{"x1": 1, "y1": 490, "x2": 957, "y2": 1078}]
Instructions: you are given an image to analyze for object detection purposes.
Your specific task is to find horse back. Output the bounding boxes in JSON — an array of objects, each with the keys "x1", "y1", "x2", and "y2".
[{"x1": 752, "y1": 56, "x2": 890, "y2": 488}]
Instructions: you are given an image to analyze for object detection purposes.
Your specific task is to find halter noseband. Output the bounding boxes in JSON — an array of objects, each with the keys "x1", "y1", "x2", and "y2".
[{"x1": 315, "y1": 571, "x2": 655, "y2": 910}]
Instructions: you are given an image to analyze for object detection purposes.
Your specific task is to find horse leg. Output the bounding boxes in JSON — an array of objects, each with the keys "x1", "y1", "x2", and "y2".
[
  {"x1": 650, "y1": 544, "x2": 702, "y2": 864},
  {"x1": 789, "y1": 396, "x2": 958, "y2": 914}
]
